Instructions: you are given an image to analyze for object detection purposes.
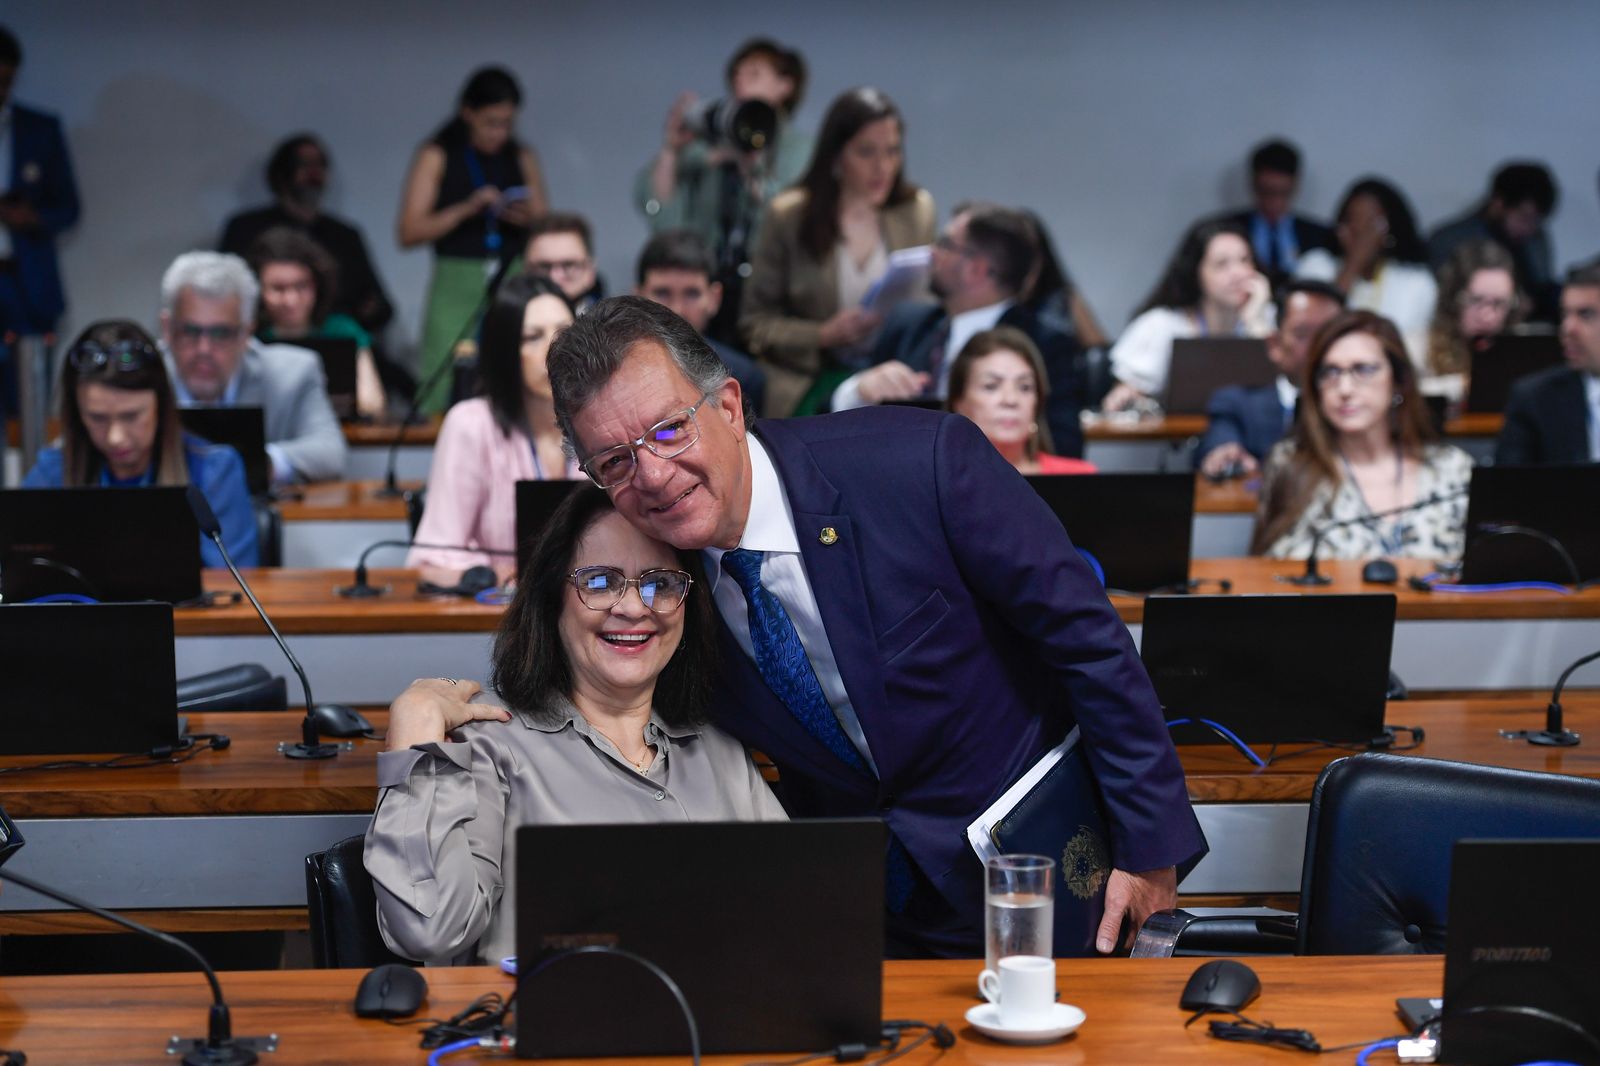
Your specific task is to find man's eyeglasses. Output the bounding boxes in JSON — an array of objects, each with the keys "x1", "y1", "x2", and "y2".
[
  {"x1": 569, "y1": 566, "x2": 694, "y2": 614},
  {"x1": 581, "y1": 392, "x2": 715, "y2": 489},
  {"x1": 529, "y1": 258, "x2": 592, "y2": 277},
  {"x1": 174, "y1": 323, "x2": 244, "y2": 345},
  {"x1": 1315, "y1": 362, "x2": 1387, "y2": 388},
  {"x1": 68, "y1": 340, "x2": 162, "y2": 374}
]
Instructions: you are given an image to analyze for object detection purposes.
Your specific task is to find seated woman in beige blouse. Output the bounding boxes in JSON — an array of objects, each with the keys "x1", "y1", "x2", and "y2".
[
  {"x1": 366, "y1": 486, "x2": 786, "y2": 965},
  {"x1": 1252, "y1": 310, "x2": 1472, "y2": 560}
]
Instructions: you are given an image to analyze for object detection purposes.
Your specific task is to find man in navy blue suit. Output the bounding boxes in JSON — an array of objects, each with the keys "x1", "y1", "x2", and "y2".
[
  {"x1": 830, "y1": 203, "x2": 1084, "y2": 457},
  {"x1": 548, "y1": 296, "x2": 1205, "y2": 957},
  {"x1": 0, "y1": 25, "x2": 80, "y2": 413},
  {"x1": 1197, "y1": 279, "x2": 1344, "y2": 479}
]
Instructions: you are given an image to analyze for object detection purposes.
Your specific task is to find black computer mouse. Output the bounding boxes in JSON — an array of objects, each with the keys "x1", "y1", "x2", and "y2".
[
  {"x1": 310, "y1": 702, "x2": 375, "y2": 738},
  {"x1": 354, "y1": 962, "x2": 428, "y2": 1019},
  {"x1": 1362, "y1": 559, "x2": 1399, "y2": 584},
  {"x1": 459, "y1": 565, "x2": 499, "y2": 595},
  {"x1": 1179, "y1": 959, "x2": 1261, "y2": 1014}
]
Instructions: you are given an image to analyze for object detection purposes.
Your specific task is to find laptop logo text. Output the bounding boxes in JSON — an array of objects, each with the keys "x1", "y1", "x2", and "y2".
[{"x1": 1471, "y1": 945, "x2": 1552, "y2": 963}]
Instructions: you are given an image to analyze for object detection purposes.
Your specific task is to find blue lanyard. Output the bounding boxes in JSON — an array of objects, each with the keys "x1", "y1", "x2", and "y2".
[
  {"x1": 464, "y1": 147, "x2": 500, "y2": 254},
  {"x1": 528, "y1": 439, "x2": 546, "y2": 481}
]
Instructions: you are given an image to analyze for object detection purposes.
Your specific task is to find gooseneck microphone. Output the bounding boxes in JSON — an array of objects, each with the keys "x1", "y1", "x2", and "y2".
[
  {"x1": 337, "y1": 539, "x2": 519, "y2": 598},
  {"x1": 185, "y1": 487, "x2": 345, "y2": 760},
  {"x1": 377, "y1": 249, "x2": 522, "y2": 498},
  {"x1": 0, "y1": 808, "x2": 268, "y2": 1065},
  {"x1": 1281, "y1": 489, "x2": 1468, "y2": 587},
  {"x1": 1502, "y1": 647, "x2": 1598, "y2": 748}
]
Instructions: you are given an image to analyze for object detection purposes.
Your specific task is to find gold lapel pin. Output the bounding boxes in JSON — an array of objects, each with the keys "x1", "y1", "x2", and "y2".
[{"x1": 819, "y1": 527, "x2": 838, "y2": 546}]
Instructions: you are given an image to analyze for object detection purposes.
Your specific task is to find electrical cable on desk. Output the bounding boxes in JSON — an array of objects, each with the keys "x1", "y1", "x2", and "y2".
[
  {"x1": 1202, "y1": 1011, "x2": 1408, "y2": 1054},
  {"x1": 427, "y1": 1034, "x2": 513, "y2": 1065},
  {"x1": 1259, "y1": 726, "x2": 1425, "y2": 768},
  {"x1": 1409, "y1": 571, "x2": 1574, "y2": 595},
  {"x1": 0, "y1": 733, "x2": 231, "y2": 776},
  {"x1": 1166, "y1": 717, "x2": 1266, "y2": 768},
  {"x1": 410, "y1": 990, "x2": 515, "y2": 1049},
  {"x1": 744, "y1": 1020, "x2": 955, "y2": 1066}
]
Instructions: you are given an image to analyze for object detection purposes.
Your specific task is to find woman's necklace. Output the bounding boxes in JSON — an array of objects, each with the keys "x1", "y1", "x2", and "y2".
[{"x1": 1339, "y1": 448, "x2": 1408, "y2": 553}]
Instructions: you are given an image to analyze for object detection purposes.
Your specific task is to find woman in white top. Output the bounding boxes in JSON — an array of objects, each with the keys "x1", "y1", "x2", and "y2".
[
  {"x1": 1252, "y1": 310, "x2": 1472, "y2": 561},
  {"x1": 1103, "y1": 221, "x2": 1272, "y2": 410},
  {"x1": 1295, "y1": 178, "x2": 1437, "y2": 367}
]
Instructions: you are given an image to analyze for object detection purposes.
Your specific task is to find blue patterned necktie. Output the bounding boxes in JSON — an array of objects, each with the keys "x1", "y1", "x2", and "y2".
[{"x1": 720, "y1": 548, "x2": 916, "y2": 910}]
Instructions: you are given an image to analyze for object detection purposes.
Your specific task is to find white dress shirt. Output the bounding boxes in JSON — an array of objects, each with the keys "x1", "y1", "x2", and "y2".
[
  {"x1": 830, "y1": 299, "x2": 1012, "y2": 412},
  {"x1": 1586, "y1": 373, "x2": 1600, "y2": 462},
  {"x1": 1275, "y1": 374, "x2": 1298, "y2": 427},
  {"x1": 702, "y1": 435, "x2": 877, "y2": 772}
]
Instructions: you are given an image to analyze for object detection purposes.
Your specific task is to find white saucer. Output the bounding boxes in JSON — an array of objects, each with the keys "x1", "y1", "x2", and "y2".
[{"x1": 964, "y1": 1001, "x2": 1086, "y2": 1044}]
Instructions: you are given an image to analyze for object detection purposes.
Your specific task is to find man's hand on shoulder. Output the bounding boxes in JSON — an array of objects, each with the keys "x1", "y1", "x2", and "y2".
[
  {"x1": 857, "y1": 360, "x2": 929, "y2": 404},
  {"x1": 1095, "y1": 866, "x2": 1177, "y2": 954}
]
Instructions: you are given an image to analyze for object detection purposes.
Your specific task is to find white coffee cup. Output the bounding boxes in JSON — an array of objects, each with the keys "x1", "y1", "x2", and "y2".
[{"x1": 976, "y1": 954, "x2": 1056, "y2": 1028}]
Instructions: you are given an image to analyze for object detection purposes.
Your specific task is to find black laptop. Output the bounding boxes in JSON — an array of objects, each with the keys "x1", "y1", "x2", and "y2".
[
  {"x1": 1420, "y1": 840, "x2": 1600, "y2": 1064},
  {"x1": 1025, "y1": 472, "x2": 1194, "y2": 592},
  {"x1": 1460, "y1": 464, "x2": 1600, "y2": 585},
  {"x1": 0, "y1": 487, "x2": 202, "y2": 604},
  {"x1": 179, "y1": 405, "x2": 270, "y2": 496},
  {"x1": 1141, "y1": 593, "x2": 1396, "y2": 744},
  {"x1": 292, "y1": 336, "x2": 360, "y2": 421},
  {"x1": 514, "y1": 820, "x2": 885, "y2": 1057},
  {"x1": 1165, "y1": 337, "x2": 1274, "y2": 415},
  {"x1": 0, "y1": 602, "x2": 181, "y2": 755},
  {"x1": 1464, "y1": 333, "x2": 1564, "y2": 414},
  {"x1": 514, "y1": 479, "x2": 584, "y2": 571}
]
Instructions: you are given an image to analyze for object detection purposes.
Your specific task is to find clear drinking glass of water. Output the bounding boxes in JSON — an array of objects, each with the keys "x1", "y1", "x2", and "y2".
[{"x1": 985, "y1": 853, "x2": 1055, "y2": 973}]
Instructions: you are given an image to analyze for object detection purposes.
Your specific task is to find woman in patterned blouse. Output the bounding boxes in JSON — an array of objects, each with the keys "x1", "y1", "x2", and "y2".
[{"x1": 1252, "y1": 310, "x2": 1472, "y2": 560}]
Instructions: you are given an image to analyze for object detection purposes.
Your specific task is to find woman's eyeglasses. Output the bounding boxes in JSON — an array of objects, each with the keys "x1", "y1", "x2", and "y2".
[
  {"x1": 569, "y1": 566, "x2": 693, "y2": 614},
  {"x1": 67, "y1": 340, "x2": 162, "y2": 375},
  {"x1": 1314, "y1": 361, "x2": 1387, "y2": 389}
]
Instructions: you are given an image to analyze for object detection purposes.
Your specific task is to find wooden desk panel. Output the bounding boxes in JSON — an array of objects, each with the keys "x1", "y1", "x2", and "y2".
[
  {"x1": 180, "y1": 569, "x2": 502, "y2": 635},
  {"x1": 0, "y1": 957, "x2": 1441, "y2": 1064},
  {"x1": 341, "y1": 417, "x2": 441, "y2": 446},
  {"x1": 275, "y1": 480, "x2": 416, "y2": 522},
  {"x1": 1082, "y1": 412, "x2": 1502, "y2": 442}
]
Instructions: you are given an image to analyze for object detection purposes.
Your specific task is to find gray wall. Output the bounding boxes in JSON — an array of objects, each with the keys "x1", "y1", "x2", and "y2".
[{"x1": 11, "y1": 0, "x2": 1600, "y2": 358}]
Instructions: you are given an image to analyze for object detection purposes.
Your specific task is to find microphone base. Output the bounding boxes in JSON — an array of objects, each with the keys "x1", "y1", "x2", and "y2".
[
  {"x1": 169, "y1": 1033, "x2": 274, "y2": 1064},
  {"x1": 1280, "y1": 572, "x2": 1334, "y2": 587},
  {"x1": 278, "y1": 740, "x2": 344, "y2": 760},
  {"x1": 335, "y1": 582, "x2": 391, "y2": 599},
  {"x1": 1527, "y1": 729, "x2": 1582, "y2": 747}
]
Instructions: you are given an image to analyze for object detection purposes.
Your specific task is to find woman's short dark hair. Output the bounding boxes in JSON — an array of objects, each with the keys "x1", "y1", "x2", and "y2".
[
  {"x1": 58, "y1": 320, "x2": 188, "y2": 488},
  {"x1": 945, "y1": 325, "x2": 1055, "y2": 459},
  {"x1": 1138, "y1": 220, "x2": 1252, "y2": 315},
  {"x1": 246, "y1": 226, "x2": 338, "y2": 327},
  {"x1": 478, "y1": 273, "x2": 575, "y2": 438},
  {"x1": 434, "y1": 66, "x2": 523, "y2": 147},
  {"x1": 796, "y1": 87, "x2": 917, "y2": 261},
  {"x1": 1335, "y1": 177, "x2": 1428, "y2": 265},
  {"x1": 491, "y1": 485, "x2": 716, "y2": 729},
  {"x1": 264, "y1": 133, "x2": 326, "y2": 199}
]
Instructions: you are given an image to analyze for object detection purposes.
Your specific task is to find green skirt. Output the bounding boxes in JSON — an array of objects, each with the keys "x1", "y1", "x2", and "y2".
[{"x1": 418, "y1": 255, "x2": 498, "y2": 413}]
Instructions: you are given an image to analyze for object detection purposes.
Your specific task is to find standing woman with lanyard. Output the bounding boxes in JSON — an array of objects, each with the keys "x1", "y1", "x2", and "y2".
[{"x1": 399, "y1": 66, "x2": 549, "y2": 413}]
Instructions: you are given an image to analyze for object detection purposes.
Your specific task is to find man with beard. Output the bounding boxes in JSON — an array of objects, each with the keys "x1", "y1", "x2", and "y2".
[
  {"x1": 220, "y1": 134, "x2": 394, "y2": 337},
  {"x1": 829, "y1": 202, "x2": 1084, "y2": 456}
]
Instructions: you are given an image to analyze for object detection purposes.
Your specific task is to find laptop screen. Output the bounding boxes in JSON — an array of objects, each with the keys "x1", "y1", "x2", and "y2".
[
  {"x1": 1461, "y1": 464, "x2": 1600, "y2": 585},
  {"x1": 291, "y1": 337, "x2": 360, "y2": 421},
  {"x1": 1464, "y1": 333, "x2": 1563, "y2": 414},
  {"x1": 1165, "y1": 338, "x2": 1274, "y2": 415},
  {"x1": 514, "y1": 480, "x2": 583, "y2": 575},
  {"x1": 0, "y1": 601, "x2": 180, "y2": 755},
  {"x1": 1141, "y1": 593, "x2": 1396, "y2": 744},
  {"x1": 1025, "y1": 473, "x2": 1193, "y2": 592},
  {"x1": 179, "y1": 406, "x2": 270, "y2": 496},
  {"x1": 515, "y1": 819, "x2": 884, "y2": 1057}
]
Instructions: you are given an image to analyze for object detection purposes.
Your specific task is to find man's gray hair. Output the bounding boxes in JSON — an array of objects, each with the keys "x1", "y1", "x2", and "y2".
[
  {"x1": 161, "y1": 251, "x2": 259, "y2": 327},
  {"x1": 547, "y1": 295, "x2": 734, "y2": 455}
]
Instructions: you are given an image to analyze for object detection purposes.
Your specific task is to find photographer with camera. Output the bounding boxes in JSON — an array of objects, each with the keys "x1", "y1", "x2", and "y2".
[{"x1": 634, "y1": 38, "x2": 811, "y2": 342}]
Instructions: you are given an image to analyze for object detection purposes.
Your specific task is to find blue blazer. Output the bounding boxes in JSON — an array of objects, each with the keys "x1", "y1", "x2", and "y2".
[
  {"x1": 1198, "y1": 382, "x2": 1292, "y2": 462},
  {"x1": 866, "y1": 302, "x2": 1085, "y2": 458},
  {"x1": 710, "y1": 408, "x2": 1205, "y2": 945},
  {"x1": 5, "y1": 105, "x2": 81, "y2": 330},
  {"x1": 24, "y1": 433, "x2": 260, "y2": 569}
]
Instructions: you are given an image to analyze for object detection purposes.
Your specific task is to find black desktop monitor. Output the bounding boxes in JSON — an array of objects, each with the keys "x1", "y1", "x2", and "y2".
[
  {"x1": 1025, "y1": 472, "x2": 1193, "y2": 592},
  {"x1": 514, "y1": 480, "x2": 584, "y2": 573},
  {"x1": 1464, "y1": 333, "x2": 1564, "y2": 414},
  {"x1": 0, "y1": 487, "x2": 202, "y2": 604},
  {"x1": 1460, "y1": 464, "x2": 1600, "y2": 585},
  {"x1": 1164, "y1": 337, "x2": 1274, "y2": 415},
  {"x1": 179, "y1": 405, "x2": 270, "y2": 496},
  {"x1": 0, "y1": 601, "x2": 181, "y2": 755},
  {"x1": 515, "y1": 820, "x2": 884, "y2": 1057},
  {"x1": 1141, "y1": 593, "x2": 1396, "y2": 745},
  {"x1": 292, "y1": 336, "x2": 360, "y2": 421}
]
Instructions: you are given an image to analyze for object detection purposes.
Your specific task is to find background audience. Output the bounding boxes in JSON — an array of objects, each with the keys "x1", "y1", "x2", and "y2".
[
  {"x1": 1207, "y1": 139, "x2": 1336, "y2": 289},
  {"x1": 524, "y1": 212, "x2": 604, "y2": 314},
  {"x1": 945, "y1": 325, "x2": 1094, "y2": 475},
  {"x1": 1495, "y1": 264, "x2": 1600, "y2": 465},
  {"x1": 1423, "y1": 239, "x2": 1525, "y2": 400},
  {"x1": 399, "y1": 66, "x2": 549, "y2": 412},
  {"x1": 739, "y1": 86, "x2": 936, "y2": 417},
  {"x1": 1252, "y1": 310, "x2": 1471, "y2": 560},
  {"x1": 24, "y1": 319, "x2": 258, "y2": 567},
  {"x1": 1428, "y1": 162, "x2": 1560, "y2": 322},
  {"x1": 408, "y1": 273, "x2": 576, "y2": 584}
]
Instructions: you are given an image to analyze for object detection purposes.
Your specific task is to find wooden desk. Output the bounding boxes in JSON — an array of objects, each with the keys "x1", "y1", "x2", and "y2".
[
  {"x1": 0, "y1": 956, "x2": 1441, "y2": 1064},
  {"x1": 342, "y1": 417, "x2": 439, "y2": 482},
  {"x1": 275, "y1": 480, "x2": 417, "y2": 568}
]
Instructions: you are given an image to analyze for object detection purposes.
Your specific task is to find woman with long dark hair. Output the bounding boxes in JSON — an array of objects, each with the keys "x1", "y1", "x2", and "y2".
[
  {"x1": 399, "y1": 66, "x2": 550, "y2": 411},
  {"x1": 23, "y1": 320, "x2": 258, "y2": 567},
  {"x1": 739, "y1": 86, "x2": 936, "y2": 417}
]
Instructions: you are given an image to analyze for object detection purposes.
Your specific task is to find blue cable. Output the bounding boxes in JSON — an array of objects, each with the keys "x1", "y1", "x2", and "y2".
[
  {"x1": 1167, "y1": 717, "x2": 1267, "y2": 768},
  {"x1": 473, "y1": 586, "x2": 512, "y2": 605},
  {"x1": 1356, "y1": 1037, "x2": 1400, "y2": 1065},
  {"x1": 427, "y1": 1037, "x2": 482, "y2": 1066},
  {"x1": 24, "y1": 592, "x2": 99, "y2": 604},
  {"x1": 1415, "y1": 573, "x2": 1572, "y2": 595}
]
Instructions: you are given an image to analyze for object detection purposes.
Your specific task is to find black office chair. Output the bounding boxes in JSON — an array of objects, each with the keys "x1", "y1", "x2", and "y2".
[
  {"x1": 176, "y1": 664, "x2": 287, "y2": 712},
  {"x1": 251, "y1": 496, "x2": 283, "y2": 567},
  {"x1": 1134, "y1": 753, "x2": 1600, "y2": 957},
  {"x1": 304, "y1": 834, "x2": 416, "y2": 969}
]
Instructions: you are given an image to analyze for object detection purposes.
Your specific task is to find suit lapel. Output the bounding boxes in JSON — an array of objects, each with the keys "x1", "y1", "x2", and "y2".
[{"x1": 1556, "y1": 372, "x2": 1591, "y2": 459}]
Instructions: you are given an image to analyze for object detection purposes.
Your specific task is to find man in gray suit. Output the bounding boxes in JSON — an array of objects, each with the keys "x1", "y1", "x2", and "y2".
[{"x1": 160, "y1": 251, "x2": 346, "y2": 483}]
